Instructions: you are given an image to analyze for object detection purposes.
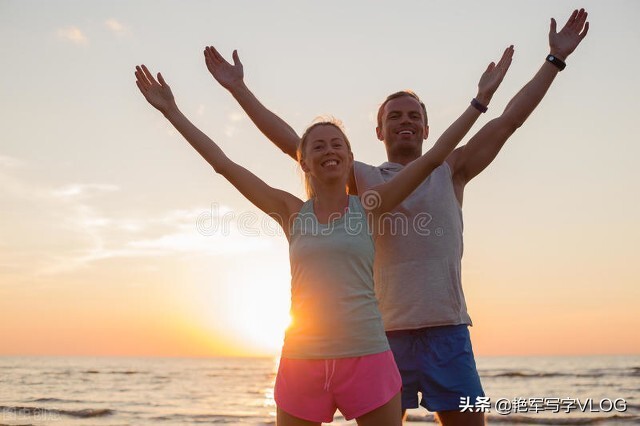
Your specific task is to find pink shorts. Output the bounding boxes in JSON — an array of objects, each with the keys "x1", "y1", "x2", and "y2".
[{"x1": 274, "y1": 350, "x2": 401, "y2": 422}]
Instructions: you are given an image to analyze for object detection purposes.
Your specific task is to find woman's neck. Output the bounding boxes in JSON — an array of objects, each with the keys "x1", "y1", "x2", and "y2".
[{"x1": 312, "y1": 184, "x2": 349, "y2": 223}]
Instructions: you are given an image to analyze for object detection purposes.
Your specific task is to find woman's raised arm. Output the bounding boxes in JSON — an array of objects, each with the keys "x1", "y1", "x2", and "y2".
[{"x1": 134, "y1": 65, "x2": 302, "y2": 232}]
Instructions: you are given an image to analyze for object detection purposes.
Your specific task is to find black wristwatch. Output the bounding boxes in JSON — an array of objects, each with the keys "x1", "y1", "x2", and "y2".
[{"x1": 546, "y1": 54, "x2": 566, "y2": 71}]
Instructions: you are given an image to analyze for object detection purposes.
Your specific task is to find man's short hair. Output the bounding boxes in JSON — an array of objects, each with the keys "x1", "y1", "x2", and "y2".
[{"x1": 377, "y1": 90, "x2": 428, "y2": 129}]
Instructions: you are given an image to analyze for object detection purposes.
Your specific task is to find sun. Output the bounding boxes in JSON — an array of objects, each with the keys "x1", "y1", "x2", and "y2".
[
  {"x1": 194, "y1": 259, "x2": 292, "y2": 356},
  {"x1": 226, "y1": 270, "x2": 292, "y2": 354}
]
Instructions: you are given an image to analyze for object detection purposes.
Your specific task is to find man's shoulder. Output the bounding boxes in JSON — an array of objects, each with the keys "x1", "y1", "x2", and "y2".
[
  {"x1": 354, "y1": 160, "x2": 377, "y2": 171},
  {"x1": 353, "y1": 159, "x2": 453, "y2": 181}
]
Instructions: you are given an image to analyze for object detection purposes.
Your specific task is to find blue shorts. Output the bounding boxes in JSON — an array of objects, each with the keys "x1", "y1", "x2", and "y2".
[{"x1": 386, "y1": 324, "x2": 484, "y2": 412}]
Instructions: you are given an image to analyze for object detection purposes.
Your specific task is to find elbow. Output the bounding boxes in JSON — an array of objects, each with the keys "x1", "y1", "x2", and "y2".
[
  {"x1": 285, "y1": 139, "x2": 300, "y2": 160},
  {"x1": 422, "y1": 148, "x2": 448, "y2": 172},
  {"x1": 505, "y1": 117, "x2": 525, "y2": 132},
  {"x1": 213, "y1": 161, "x2": 233, "y2": 178},
  {"x1": 432, "y1": 155, "x2": 446, "y2": 168},
  {"x1": 500, "y1": 109, "x2": 528, "y2": 132},
  {"x1": 428, "y1": 154, "x2": 447, "y2": 171},
  {"x1": 211, "y1": 156, "x2": 231, "y2": 176},
  {"x1": 283, "y1": 146, "x2": 298, "y2": 160},
  {"x1": 212, "y1": 164, "x2": 224, "y2": 175}
]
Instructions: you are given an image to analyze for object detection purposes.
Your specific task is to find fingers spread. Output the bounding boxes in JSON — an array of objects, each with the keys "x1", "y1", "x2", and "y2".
[
  {"x1": 504, "y1": 45, "x2": 514, "y2": 59},
  {"x1": 576, "y1": 10, "x2": 588, "y2": 30},
  {"x1": 565, "y1": 9, "x2": 578, "y2": 28},
  {"x1": 157, "y1": 72, "x2": 168, "y2": 87},
  {"x1": 205, "y1": 46, "x2": 219, "y2": 64},
  {"x1": 580, "y1": 21, "x2": 590, "y2": 39},
  {"x1": 141, "y1": 64, "x2": 157, "y2": 85},
  {"x1": 497, "y1": 46, "x2": 513, "y2": 69},
  {"x1": 135, "y1": 66, "x2": 150, "y2": 89},
  {"x1": 210, "y1": 46, "x2": 226, "y2": 63},
  {"x1": 135, "y1": 79, "x2": 145, "y2": 94},
  {"x1": 569, "y1": 9, "x2": 586, "y2": 31}
]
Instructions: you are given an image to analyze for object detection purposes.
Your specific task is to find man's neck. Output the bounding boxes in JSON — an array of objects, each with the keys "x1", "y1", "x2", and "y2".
[{"x1": 386, "y1": 151, "x2": 421, "y2": 166}]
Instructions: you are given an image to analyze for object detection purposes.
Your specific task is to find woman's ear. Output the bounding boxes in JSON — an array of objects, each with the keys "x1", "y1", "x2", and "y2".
[{"x1": 300, "y1": 159, "x2": 310, "y2": 173}]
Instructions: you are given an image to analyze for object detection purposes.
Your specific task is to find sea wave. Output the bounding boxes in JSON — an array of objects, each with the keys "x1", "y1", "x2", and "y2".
[
  {"x1": 482, "y1": 371, "x2": 606, "y2": 379},
  {"x1": 482, "y1": 366, "x2": 640, "y2": 380},
  {"x1": 82, "y1": 370, "x2": 141, "y2": 375},
  {"x1": 28, "y1": 397, "x2": 86, "y2": 403},
  {"x1": 151, "y1": 412, "x2": 260, "y2": 424}
]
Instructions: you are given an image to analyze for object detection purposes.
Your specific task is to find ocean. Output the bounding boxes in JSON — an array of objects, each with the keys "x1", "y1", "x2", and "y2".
[{"x1": 0, "y1": 355, "x2": 638, "y2": 425}]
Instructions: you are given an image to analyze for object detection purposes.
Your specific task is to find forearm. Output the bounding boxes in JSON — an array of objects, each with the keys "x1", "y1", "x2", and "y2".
[
  {"x1": 501, "y1": 61, "x2": 559, "y2": 129},
  {"x1": 393, "y1": 118, "x2": 474, "y2": 200},
  {"x1": 447, "y1": 11, "x2": 587, "y2": 184},
  {"x1": 228, "y1": 82, "x2": 300, "y2": 159},
  {"x1": 501, "y1": 7, "x2": 588, "y2": 129},
  {"x1": 162, "y1": 106, "x2": 233, "y2": 173},
  {"x1": 428, "y1": 102, "x2": 485, "y2": 165},
  {"x1": 375, "y1": 133, "x2": 464, "y2": 213},
  {"x1": 448, "y1": 63, "x2": 561, "y2": 183},
  {"x1": 374, "y1": 98, "x2": 488, "y2": 211}
]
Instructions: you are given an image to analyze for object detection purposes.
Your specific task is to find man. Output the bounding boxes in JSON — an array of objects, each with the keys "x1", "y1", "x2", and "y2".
[{"x1": 204, "y1": 9, "x2": 588, "y2": 425}]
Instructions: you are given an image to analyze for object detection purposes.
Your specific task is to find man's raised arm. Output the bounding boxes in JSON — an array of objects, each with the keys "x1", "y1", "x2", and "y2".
[
  {"x1": 447, "y1": 8, "x2": 589, "y2": 194},
  {"x1": 204, "y1": 46, "x2": 300, "y2": 160}
]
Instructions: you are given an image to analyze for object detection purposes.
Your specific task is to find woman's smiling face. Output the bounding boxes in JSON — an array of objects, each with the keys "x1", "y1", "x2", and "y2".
[{"x1": 300, "y1": 123, "x2": 353, "y2": 186}]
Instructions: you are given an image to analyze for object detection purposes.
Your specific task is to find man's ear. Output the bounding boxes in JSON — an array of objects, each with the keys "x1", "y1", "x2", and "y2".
[
  {"x1": 376, "y1": 126, "x2": 384, "y2": 141},
  {"x1": 423, "y1": 125, "x2": 429, "y2": 140}
]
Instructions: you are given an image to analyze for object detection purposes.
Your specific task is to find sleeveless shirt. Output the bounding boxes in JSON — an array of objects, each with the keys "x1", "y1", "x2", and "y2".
[
  {"x1": 353, "y1": 161, "x2": 471, "y2": 331},
  {"x1": 283, "y1": 195, "x2": 390, "y2": 359}
]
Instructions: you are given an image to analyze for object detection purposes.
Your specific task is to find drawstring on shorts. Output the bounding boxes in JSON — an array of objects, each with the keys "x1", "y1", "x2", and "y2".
[{"x1": 323, "y1": 359, "x2": 336, "y2": 391}]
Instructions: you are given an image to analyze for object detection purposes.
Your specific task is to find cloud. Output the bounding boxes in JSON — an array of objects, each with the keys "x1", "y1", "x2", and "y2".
[
  {"x1": 228, "y1": 111, "x2": 243, "y2": 122},
  {"x1": 224, "y1": 125, "x2": 236, "y2": 138},
  {"x1": 57, "y1": 26, "x2": 88, "y2": 45},
  {"x1": 222, "y1": 111, "x2": 244, "y2": 137},
  {"x1": 127, "y1": 230, "x2": 271, "y2": 256},
  {"x1": 34, "y1": 203, "x2": 275, "y2": 277},
  {"x1": 0, "y1": 155, "x2": 24, "y2": 169},
  {"x1": 0, "y1": 159, "x2": 276, "y2": 281},
  {"x1": 105, "y1": 18, "x2": 129, "y2": 37},
  {"x1": 51, "y1": 183, "x2": 119, "y2": 199},
  {"x1": 0, "y1": 157, "x2": 48, "y2": 199}
]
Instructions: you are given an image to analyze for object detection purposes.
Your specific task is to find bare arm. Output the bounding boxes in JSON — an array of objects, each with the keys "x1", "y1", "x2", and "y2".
[
  {"x1": 204, "y1": 47, "x2": 300, "y2": 159},
  {"x1": 134, "y1": 65, "x2": 302, "y2": 233},
  {"x1": 448, "y1": 8, "x2": 589, "y2": 188},
  {"x1": 368, "y1": 47, "x2": 514, "y2": 214}
]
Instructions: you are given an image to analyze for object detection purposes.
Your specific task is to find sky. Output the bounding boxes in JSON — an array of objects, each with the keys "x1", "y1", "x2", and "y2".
[{"x1": 1, "y1": 0, "x2": 639, "y2": 358}]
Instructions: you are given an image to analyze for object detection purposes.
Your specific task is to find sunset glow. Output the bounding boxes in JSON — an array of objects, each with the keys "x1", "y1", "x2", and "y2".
[{"x1": 1, "y1": 0, "x2": 639, "y2": 358}]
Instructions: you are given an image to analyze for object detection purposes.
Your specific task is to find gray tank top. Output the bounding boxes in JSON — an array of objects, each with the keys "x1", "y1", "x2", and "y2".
[
  {"x1": 354, "y1": 161, "x2": 471, "y2": 330},
  {"x1": 283, "y1": 195, "x2": 390, "y2": 359}
]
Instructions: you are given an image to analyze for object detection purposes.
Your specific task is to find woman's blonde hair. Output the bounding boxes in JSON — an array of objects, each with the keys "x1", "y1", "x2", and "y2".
[{"x1": 297, "y1": 117, "x2": 352, "y2": 199}]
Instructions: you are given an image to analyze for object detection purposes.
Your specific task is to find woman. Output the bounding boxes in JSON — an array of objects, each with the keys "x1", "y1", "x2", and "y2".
[{"x1": 134, "y1": 47, "x2": 510, "y2": 424}]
